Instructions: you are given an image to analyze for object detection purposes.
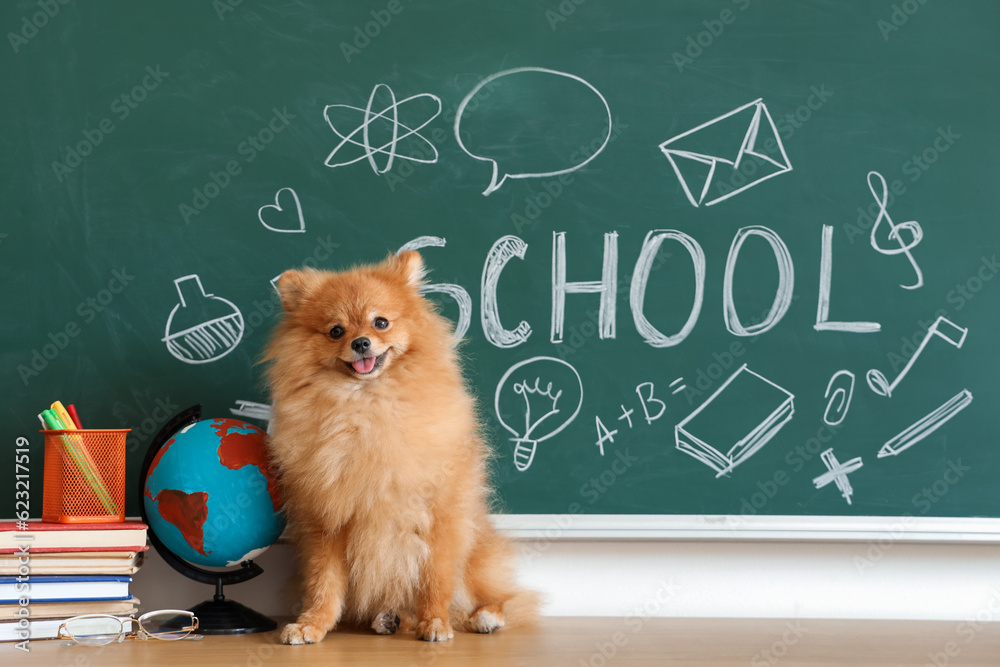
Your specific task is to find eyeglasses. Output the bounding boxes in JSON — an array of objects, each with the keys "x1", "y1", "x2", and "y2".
[{"x1": 57, "y1": 610, "x2": 201, "y2": 645}]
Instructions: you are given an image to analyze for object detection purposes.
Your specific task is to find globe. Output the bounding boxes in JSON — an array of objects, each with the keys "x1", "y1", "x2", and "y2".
[{"x1": 142, "y1": 417, "x2": 284, "y2": 569}]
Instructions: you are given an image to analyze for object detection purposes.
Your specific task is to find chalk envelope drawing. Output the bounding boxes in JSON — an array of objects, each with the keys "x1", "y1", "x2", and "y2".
[
  {"x1": 324, "y1": 83, "x2": 442, "y2": 175},
  {"x1": 675, "y1": 364, "x2": 794, "y2": 477},
  {"x1": 258, "y1": 187, "x2": 305, "y2": 233},
  {"x1": 454, "y1": 67, "x2": 613, "y2": 196},
  {"x1": 163, "y1": 275, "x2": 245, "y2": 364},
  {"x1": 659, "y1": 99, "x2": 792, "y2": 207},
  {"x1": 494, "y1": 356, "x2": 584, "y2": 472}
]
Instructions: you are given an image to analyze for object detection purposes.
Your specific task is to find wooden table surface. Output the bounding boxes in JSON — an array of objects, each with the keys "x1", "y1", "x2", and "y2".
[{"x1": 8, "y1": 616, "x2": 1000, "y2": 666}]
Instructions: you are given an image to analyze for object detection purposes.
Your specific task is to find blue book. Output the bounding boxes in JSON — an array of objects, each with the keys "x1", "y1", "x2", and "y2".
[{"x1": 0, "y1": 575, "x2": 131, "y2": 603}]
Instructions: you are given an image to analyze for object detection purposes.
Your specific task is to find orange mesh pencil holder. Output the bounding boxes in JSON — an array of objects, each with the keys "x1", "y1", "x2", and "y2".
[{"x1": 42, "y1": 429, "x2": 129, "y2": 523}]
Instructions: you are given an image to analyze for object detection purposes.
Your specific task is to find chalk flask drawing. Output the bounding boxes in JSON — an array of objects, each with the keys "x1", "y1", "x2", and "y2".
[{"x1": 163, "y1": 275, "x2": 245, "y2": 364}]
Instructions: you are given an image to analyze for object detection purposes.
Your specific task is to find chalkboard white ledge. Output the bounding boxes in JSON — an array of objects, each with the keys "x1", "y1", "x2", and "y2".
[{"x1": 490, "y1": 514, "x2": 1000, "y2": 543}]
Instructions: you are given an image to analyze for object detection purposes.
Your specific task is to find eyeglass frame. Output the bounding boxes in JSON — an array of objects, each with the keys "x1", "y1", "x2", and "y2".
[{"x1": 57, "y1": 609, "x2": 200, "y2": 644}]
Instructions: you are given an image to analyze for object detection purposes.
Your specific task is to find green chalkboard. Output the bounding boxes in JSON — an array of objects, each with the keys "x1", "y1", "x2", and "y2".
[{"x1": 3, "y1": 0, "x2": 999, "y2": 523}]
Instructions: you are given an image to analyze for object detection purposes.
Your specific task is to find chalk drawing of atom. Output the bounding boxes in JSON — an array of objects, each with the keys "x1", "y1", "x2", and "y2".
[{"x1": 323, "y1": 83, "x2": 442, "y2": 175}]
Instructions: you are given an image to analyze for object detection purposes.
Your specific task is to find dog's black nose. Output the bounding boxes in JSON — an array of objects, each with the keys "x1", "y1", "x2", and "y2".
[{"x1": 351, "y1": 337, "x2": 371, "y2": 354}]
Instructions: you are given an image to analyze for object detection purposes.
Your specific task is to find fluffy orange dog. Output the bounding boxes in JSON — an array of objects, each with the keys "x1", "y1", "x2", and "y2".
[{"x1": 265, "y1": 251, "x2": 538, "y2": 643}]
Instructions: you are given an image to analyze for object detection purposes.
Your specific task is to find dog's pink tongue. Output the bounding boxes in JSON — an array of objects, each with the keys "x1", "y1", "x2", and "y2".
[{"x1": 353, "y1": 356, "x2": 376, "y2": 374}]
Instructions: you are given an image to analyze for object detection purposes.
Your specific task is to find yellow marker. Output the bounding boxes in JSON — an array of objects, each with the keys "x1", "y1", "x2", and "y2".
[{"x1": 51, "y1": 401, "x2": 77, "y2": 431}]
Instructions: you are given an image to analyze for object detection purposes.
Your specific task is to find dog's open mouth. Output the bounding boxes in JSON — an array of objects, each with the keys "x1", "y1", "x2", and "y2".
[{"x1": 347, "y1": 351, "x2": 388, "y2": 375}]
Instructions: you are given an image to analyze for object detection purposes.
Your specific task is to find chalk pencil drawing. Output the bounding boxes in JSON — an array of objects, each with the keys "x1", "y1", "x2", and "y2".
[
  {"x1": 823, "y1": 370, "x2": 855, "y2": 426},
  {"x1": 812, "y1": 449, "x2": 864, "y2": 505},
  {"x1": 258, "y1": 187, "x2": 305, "y2": 233},
  {"x1": 630, "y1": 230, "x2": 705, "y2": 348},
  {"x1": 723, "y1": 226, "x2": 794, "y2": 336},
  {"x1": 324, "y1": 83, "x2": 442, "y2": 174},
  {"x1": 453, "y1": 67, "x2": 613, "y2": 196},
  {"x1": 867, "y1": 170, "x2": 924, "y2": 290},
  {"x1": 397, "y1": 236, "x2": 472, "y2": 344},
  {"x1": 551, "y1": 231, "x2": 618, "y2": 343},
  {"x1": 815, "y1": 225, "x2": 881, "y2": 332},
  {"x1": 675, "y1": 364, "x2": 794, "y2": 478},
  {"x1": 659, "y1": 99, "x2": 792, "y2": 207},
  {"x1": 163, "y1": 275, "x2": 244, "y2": 365},
  {"x1": 867, "y1": 316, "x2": 968, "y2": 397},
  {"x1": 878, "y1": 389, "x2": 973, "y2": 458},
  {"x1": 494, "y1": 356, "x2": 583, "y2": 472}
]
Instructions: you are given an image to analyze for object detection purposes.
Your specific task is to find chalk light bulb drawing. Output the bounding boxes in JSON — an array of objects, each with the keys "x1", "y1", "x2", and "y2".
[{"x1": 494, "y1": 356, "x2": 583, "y2": 472}]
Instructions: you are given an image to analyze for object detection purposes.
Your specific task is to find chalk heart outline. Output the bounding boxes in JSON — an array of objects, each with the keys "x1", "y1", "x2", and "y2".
[{"x1": 258, "y1": 187, "x2": 305, "y2": 233}]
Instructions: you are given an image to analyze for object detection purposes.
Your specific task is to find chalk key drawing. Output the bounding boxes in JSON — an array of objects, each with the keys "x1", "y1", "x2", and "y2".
[
  {"x1": 454, "y1": 67, "x2": 613, "y2": 196},
  {"x1": 163, "y1": 275, "x2": 244, "y2": 364},
  {"x1": 866, "y1": 316, "x2": 968, "y2": 397},
  {"x1": 675, "y1": 364, "x2": 794, "y2": 478},
  {"x1": 258, "y1": 187, "x2": 305, "y2": 233},
  {"x1": 324, "y1": 83, "x2": 442, "y2": 175},
  {"x1": 812, "y1": 449, "x2": 864, "y2": 506},
  {"x1": 494, "y1": 356, "x2": 583, "y2": 472},
  {"x1": 878, "y1": 389, "x2": 973, "y2": 458},
  {"x1": 867, "y1": 170, "x2": 924, "y2": 290},
  {"x1": 823, "y1": 370, "x2": 856, "y2": 427},
  {"x1": 659, "y1": 99, "x2": 792, "y2": 207}
]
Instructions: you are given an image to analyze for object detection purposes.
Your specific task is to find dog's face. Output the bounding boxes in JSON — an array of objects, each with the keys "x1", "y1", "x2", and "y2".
[{"x1": 275, "y1": 251, "x2": 425, "y2": 382}]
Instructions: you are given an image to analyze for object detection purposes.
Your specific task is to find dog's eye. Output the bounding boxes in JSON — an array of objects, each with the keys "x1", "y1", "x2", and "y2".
[
  {"x1": 373, "y1": 317, "x2": 389, "y2": 330},
  {"x1": 329, "y1": 325, "x2": 345, "y2": 339}
]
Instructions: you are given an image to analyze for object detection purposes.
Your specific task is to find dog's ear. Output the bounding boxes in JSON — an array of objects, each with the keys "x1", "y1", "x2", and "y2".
[
  {"x1": 393, "y1": 250, "x2": 426, "y2": 287},
  {"x1": 276, "y1": 269, "x2": 312, "y2": 312}
]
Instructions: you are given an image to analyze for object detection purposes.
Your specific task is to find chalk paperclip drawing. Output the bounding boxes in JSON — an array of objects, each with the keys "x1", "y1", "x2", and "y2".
[
  {"x1": 659, "y1": 99, "x2": 792, "y2": 207},
  {"x1": 867, "y1": 170, "x2": 924, "y2": 290},
  {"x1": 812, "y1": 449, "x2": 864, "y2": 505},
  {"x1": 823, "y1": 370, "x2": 855, "y2": 427},
  {"x1": 324, "y1": 83, "x2": 442, "y2": 174},
  {"x1": 675, "y1": 364, "x2": 794, "y2": 478},
  {"x1": 258, "y1": 187, "x2": 305, "y2": 233},
  {"x1": 494, "y1": 356, "x2": 583, "y2": 472},
  {"x1": 878, "y1": 389, "x2": 974, "y2": 458},
  {"x1": 866, "y1": 316, "x2": 968, "y2": 397},
  {"x1": 163, "y1": 275, "x2": 245, "y2": 364},
  {"x1": 454, "y1": 67, "x2": 612, "y2": 196}
]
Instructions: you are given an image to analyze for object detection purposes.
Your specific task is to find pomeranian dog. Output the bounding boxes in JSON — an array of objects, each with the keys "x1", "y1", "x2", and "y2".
[{"x1": 264, "y1": 251, "x2": 539, "y2": 644}]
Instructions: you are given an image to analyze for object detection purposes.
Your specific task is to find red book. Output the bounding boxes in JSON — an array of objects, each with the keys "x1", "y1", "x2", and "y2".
[{"x1": 0, "y1": 521, "x2": 147, "y2": 553}]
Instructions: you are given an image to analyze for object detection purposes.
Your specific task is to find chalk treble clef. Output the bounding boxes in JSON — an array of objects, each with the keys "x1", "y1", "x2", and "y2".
[{"x1": 867, "y1": 170, "x2": 924, "y2": 290}]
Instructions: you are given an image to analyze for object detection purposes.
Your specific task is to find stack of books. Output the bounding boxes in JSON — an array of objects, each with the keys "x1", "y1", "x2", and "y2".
[{"x1": 0, "y1": 520, "x2": 147, "y2": 642}]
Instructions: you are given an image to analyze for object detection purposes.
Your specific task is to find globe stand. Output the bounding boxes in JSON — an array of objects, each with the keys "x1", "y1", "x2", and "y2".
[{"x1": 139, "y1": 404, "x2": 278, "y2": 635}]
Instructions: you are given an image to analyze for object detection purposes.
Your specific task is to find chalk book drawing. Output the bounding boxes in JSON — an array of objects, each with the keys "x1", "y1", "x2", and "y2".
[
  {"x1": 258, "y1": 187, "x2": 305, "y2": 233},
  {"x1": 453, "y1": 67, "x2": 613, "y2": 196},
  {"x1": 494, "y1": 356, "x2": 584, "y2": 472},
  {"x1": 163, "y1": 275, "x2": 245, "y2": 364},
  {"x1": 674, "y1": 364, "x2": 794, "y2": 477},
  {"x1": 659, "y1": 98, "x2": 792, "y2": 207},
  {"x1": 324, "y1": 83, "x2": 442, "y2": 174}
]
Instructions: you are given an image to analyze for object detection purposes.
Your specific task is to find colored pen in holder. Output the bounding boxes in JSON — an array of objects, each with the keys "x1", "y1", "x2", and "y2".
[{"x1": 41, "y1": 428, "x2": 129, "y2": 523}]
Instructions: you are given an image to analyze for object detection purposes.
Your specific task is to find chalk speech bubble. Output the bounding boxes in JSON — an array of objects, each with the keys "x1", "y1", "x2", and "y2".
[{"x1": 453, "y1": 67, "x2": 612, "y2": 196}]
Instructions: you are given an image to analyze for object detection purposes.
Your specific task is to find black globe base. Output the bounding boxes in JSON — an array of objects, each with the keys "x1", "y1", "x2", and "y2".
[{"x1": 189, "y1": 595, "x2": 277, "y2": 635}]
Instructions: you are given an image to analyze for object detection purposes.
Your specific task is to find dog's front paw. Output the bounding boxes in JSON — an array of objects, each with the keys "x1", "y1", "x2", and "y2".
[
  {"x1": 371, "y1": 610, "x2": 401, "y2": 635},
  {"x1": 415, "y1": 617, "x2": 454, "y2": 642},
  {"x1": 281, "y1": 622, "x2": 327, "y2": 645}
]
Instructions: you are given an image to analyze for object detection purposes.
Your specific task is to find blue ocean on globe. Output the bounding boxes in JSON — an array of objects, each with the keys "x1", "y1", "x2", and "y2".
[{"x1": 142, "y1": 418, "x2": 284, "y2": 568}]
